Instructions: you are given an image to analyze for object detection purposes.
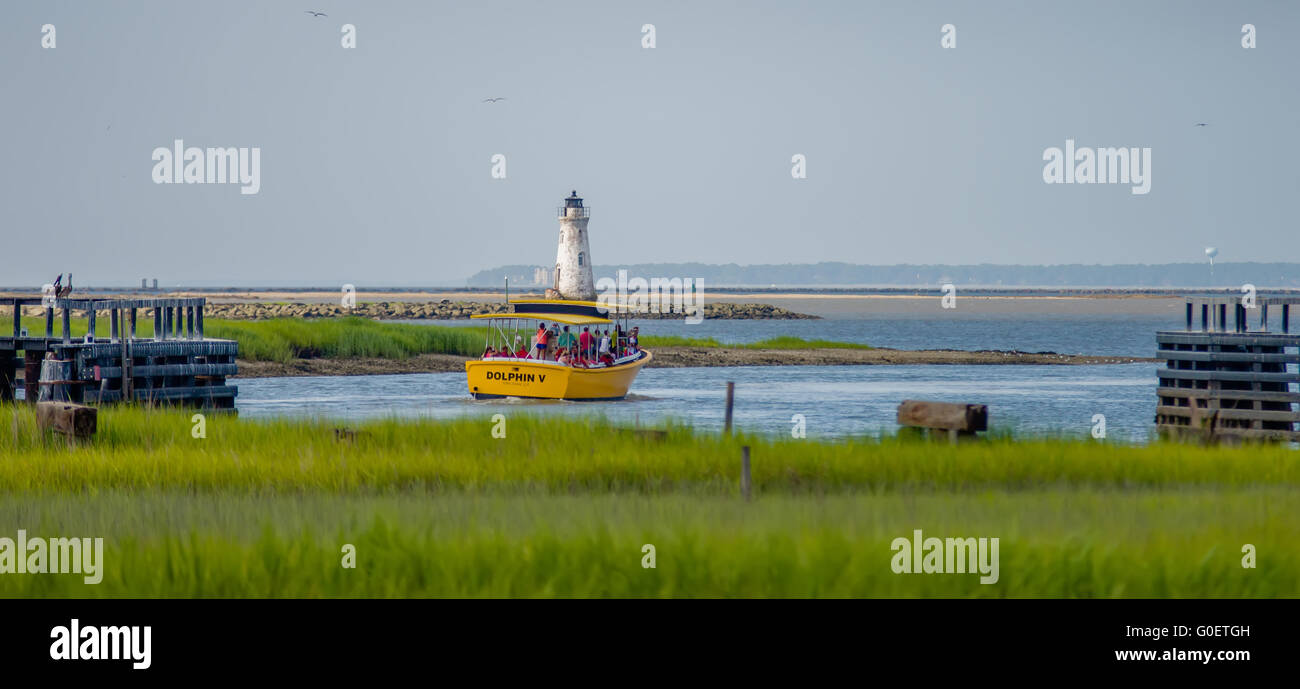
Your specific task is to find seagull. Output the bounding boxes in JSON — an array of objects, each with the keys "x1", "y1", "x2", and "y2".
[
  {"x1": 1194, "y1": 123, "x2": 1209, "y2": 127},
  {"x1": 482, "y1": 97, "x2": 507, "y2": 103},
  {"x1": 304, "y1": 10, "x2": 327, "y2": 17}
]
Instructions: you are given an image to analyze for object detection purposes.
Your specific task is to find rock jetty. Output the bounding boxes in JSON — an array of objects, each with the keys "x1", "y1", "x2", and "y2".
[{"x1": 202, "y1": 301, "x2": 819, "y2": 321}]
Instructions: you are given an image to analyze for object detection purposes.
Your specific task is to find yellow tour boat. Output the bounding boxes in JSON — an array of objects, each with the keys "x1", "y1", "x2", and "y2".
[{"x1": 465, "y1": 299, "x2": 651, "y2": 400}]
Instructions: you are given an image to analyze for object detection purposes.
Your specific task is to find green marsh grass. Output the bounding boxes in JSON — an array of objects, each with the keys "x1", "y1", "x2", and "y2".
[
  {"x1": 2, "y1": 407, "x2": 1295, "y2": 597},
  {"x1": 16, "y1": 314, "x2": 864, "y2": 362},
  {"x1": 17, "y1": 314, "x2": 486, "y2": 362},
  {"x1": 2, "y1": 406, "x2": 1298, "y2": 494},
  {"x1": 1, "y1": 490, "x2": 1294, "y2": 597}
]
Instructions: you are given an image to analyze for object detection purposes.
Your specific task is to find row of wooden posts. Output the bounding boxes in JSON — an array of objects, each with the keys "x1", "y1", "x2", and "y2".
[{"x1": 7, "y1": 297, "x2": 209, "y2": 344}]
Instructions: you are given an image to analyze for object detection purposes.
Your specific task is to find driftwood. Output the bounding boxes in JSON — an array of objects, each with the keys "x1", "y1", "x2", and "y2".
[{"x1": 897, "y1": 400, "x2": 988, "y2": 442}]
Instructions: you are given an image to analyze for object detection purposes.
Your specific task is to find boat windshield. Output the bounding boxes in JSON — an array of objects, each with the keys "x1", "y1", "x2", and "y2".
[{"x1": 476, "y1": 316, "x2": 642, "y2": 368}]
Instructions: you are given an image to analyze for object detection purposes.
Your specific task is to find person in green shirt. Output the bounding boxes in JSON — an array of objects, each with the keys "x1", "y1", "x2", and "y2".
[{"x1": 556, "y1": 325, "x2": 578, "y2": 353}]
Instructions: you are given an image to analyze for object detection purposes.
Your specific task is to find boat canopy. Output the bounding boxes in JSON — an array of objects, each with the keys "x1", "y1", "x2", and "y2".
[
  {"x1": 507, "y1": 299, "x2": 636, "y2": 317},
  {"x1": 471, "y1": 313, "x2": 611, "y2": 325}
]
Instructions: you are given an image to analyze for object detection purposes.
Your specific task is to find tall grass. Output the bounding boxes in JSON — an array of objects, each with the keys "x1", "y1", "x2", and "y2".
[
  {"x1": 16, "y1": 314, "x2": 864, "y2": 362},
  {"x1": 17, "y1": 314, "x2": 486, "y2": 362},
  {"x1": 0, "y1": 490, "x2": 1295, "y2": 597},
  {"x1": 1, "y1": 407, "x2": 1296, "y2": 597},
  {"x1": 1, "y1": 406, "x2": 1296, "y2": 494},
  {"x1": 202, "y1": 317, "x2": 486, "y2": 361}
]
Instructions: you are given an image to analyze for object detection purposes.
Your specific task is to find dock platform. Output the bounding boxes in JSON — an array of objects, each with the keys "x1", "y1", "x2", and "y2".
[
  {"x1": 1156, "y1": 296, "x2": 1299, "y2": 442},
  {"x1": 0, "y1": 296, "x2": 237, "y2": 409}
]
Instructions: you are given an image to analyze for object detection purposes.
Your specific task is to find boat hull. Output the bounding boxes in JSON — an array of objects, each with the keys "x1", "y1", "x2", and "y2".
[{"x1": 465, "y1": 351, "x2": 651, "y2": 400}]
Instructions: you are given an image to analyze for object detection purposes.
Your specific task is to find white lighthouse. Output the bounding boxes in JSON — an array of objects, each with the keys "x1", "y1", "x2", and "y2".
[{"x1": 550, "y1": 191, "x2": 596, "y2": 301}]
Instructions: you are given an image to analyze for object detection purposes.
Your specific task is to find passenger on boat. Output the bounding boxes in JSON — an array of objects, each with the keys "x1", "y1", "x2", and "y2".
[
  {"x1": 579, "y1": 327, "x2": 593, "y2": 359},
  {"x1": 533, "y1": 323, "x2": 549, "y2": 358},
  {"x1": 599, "y1": 351, "x2": 615, "y2": 366},
  {"x1": 514, "y1": 336, "x2": 526, "y2": 358},
  {"x1": 628, "y1": 327, "x2": 640, "y2": 353},
  {"x1": 598, "y1": 330, "x2": 611, "y2": 359},
  {"x1": 557, "y1": 325, "x2": 577, "y2": 352},
  {"x1": 483, "y1": 345, "x2": 497, "y2": 358},
  {"x1": 557, "y1": 349, "x2": 572, "y2": 365},
  {"x1": 546, "y1": 326, "x2": 559, "y2": 360}
]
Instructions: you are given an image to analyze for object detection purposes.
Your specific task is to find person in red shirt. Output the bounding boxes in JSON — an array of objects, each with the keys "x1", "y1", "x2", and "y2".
[{"x1": 578, "y1": 326, "x2": 594, "y2": 359}]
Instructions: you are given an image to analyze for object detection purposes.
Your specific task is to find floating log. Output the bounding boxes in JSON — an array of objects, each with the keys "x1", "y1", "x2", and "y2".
[{"x1": 36, "y1": 401, "x2": 97, "y2": 438}]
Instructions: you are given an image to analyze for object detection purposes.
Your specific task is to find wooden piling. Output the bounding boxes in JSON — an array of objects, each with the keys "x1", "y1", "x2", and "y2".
[
  {"x1": 740, "y1": 445, "x2": 752, "y2": 501},
  {"x1": 724, "y1": 381, "x2": 735, "y2": 434},
  {"x1": 0, "y1": 355, "x2": 15, "y2": 402},
  {"x1": 23, "y1": 350, "x2": 42, "y2": 404}
]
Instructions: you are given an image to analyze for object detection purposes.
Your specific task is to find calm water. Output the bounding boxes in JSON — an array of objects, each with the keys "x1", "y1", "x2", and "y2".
[
  {"x1": 235, "y1": 312, "x2": 1195, "y2": 438},
  {"x1": 237, "y1": 363, "x2": 1160, "y2": 442}
]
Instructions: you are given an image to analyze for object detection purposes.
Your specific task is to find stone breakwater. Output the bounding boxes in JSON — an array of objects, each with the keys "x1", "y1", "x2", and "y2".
[{"x1": 201, "y1": 301, "x2": 820, "y2": 321}]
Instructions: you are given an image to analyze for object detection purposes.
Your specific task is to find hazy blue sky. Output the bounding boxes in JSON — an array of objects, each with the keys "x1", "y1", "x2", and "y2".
[{"x1": 2, "y1": 1, "x2": 1296, "y2": 286}]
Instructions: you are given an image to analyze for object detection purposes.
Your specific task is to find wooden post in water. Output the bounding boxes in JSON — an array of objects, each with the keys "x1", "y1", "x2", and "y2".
[
  {"x1": 724, "y1": 381, "x2": 735, "y2": 434},
  {"x1": 0, "y1": 355, "x2": 15, "y2": 402},
  {"x1": 61, "y1": 306, "x2": 71, "y2": 345},
  {"x1": 120, "y1": 328, "x2": 132, "y2": 402},
  {"x1": 10, "y1": 302, "x2": 19, "y2": 339},
  {"x1": 154, "y1": 307, "x2": 163, "y2": 341},
  {"x1": 740, "y1": 445, "x2": 752, "y2": 501},
  {"x1": 45, "y1": 307, "x2": 53, "y2": 338},
  {"x1": 87, "y1": 305, "x2": 96, "y2": 343},
  {"x1": 23, "y1": 350, "x2": 42, "y2": 404}
]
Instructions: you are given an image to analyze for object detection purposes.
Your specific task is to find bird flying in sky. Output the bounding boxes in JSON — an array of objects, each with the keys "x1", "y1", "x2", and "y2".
[
  {"x1": 482, "y1": 97, "x2": 507, "y2": 103},
  {"x1": 1194, "y1": 123, "x2": 1209, "y2": 127},
  {"x1": 305, "y1": 10, "x2": 327, "y2": 17}
]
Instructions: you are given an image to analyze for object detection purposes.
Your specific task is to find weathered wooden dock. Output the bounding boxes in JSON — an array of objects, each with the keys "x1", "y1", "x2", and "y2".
[
  {"x1": 1, "y1": 296, "x2": 237, "y2": 409},
  {"x1": 1156, "y1": 296, "x2": 1299, "y2": 442}
]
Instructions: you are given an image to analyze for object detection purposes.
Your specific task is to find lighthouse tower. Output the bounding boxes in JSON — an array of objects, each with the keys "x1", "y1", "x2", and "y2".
[{"x1": 551, "y1": 191, "x2": 596, "y2": 301}]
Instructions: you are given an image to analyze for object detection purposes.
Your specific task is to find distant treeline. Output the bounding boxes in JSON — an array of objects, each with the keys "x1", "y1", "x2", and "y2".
[{"x1": 468, "y1": 262, "x2": 1300, "y2": 288}]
